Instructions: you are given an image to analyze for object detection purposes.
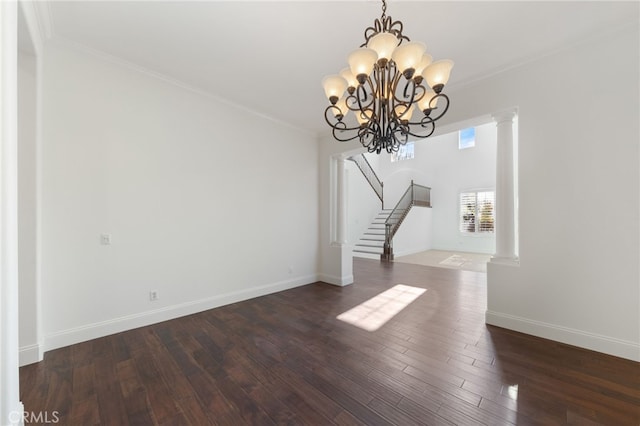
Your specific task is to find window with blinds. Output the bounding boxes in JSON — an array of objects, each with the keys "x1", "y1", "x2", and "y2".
[
  {"x1": 460, "y1": 191, "x2": 495, "y2": 233},
  {"x1": 391, "y1": 141, "x2": 415, "y2": 162}
]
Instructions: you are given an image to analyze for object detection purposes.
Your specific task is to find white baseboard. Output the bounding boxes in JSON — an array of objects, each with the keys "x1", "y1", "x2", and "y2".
[
  {"x1": 486, "y1": 310, "x2": 640, "y2": 362},
  {"x1": 44, "y1": 275, "x2": 318, "y2": 353},
  {"x1": 318, "y1": 273, "x2": 354, "y2": 286},
  {"x1": 18, "y1": 343, "x2": 42, "y2": 367},
  {"x1": 393, "y1": 247, "x2": 429, "y2": 258}
]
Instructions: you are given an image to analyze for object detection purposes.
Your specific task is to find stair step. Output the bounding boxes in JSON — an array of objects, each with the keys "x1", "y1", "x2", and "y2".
[
  {"x1": 353, "y1": 249, "x2": 383, "y2": 254},
  {"x1": 354, "y1": 208, "x2": 399, "y2": 255},
  {"x1": 352, "y1": 251, "x2": 381, "y2": 260}
]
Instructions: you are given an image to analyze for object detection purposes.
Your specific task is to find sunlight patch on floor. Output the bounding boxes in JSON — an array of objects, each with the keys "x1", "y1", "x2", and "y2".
[
  {"x1": 336, "y1": 284, "x2": 427, "y2": 331},
  {"x1": 394, "y1": 250, "x2": 491, "y2": 272}
]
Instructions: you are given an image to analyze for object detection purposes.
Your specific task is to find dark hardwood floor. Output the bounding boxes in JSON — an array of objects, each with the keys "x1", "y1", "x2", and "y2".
[{"x1": 20, "y1": 259, "x2": 640, "y2": 425}]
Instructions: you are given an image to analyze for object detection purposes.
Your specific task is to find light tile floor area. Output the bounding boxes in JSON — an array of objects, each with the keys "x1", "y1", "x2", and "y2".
[{"x1": 394, "y1": 249, "x2": 491, "y2": 273}]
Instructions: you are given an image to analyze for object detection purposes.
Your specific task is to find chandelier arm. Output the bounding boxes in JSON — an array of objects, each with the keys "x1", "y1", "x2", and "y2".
[
  {"x1": 324, "y1": 106, "x2": 370, "y2": 142},
  {"x1": 363, "y1": 119, "x2": 386, "y2": 153},
  {"x1": 324, "y1": 106, "x2": 349, "y2": 129},
  {"x1": 328, "y1": 117, "x2": 369, "y2": 143},
  {"x1": 405, "y1": 125, "x2": 436, "y2": 139},
  {"x1": 328, "y1": 121, "x2": 370, "y2": 136},
  {"x1": 324, "y1": 104, "x2": 343, "y2": 122},
  {"x1": 383, "y1": 62, "x2": 398, "y2": 123},
  {"x1": 425, "y1": 93, "x2": 451, "y2": 122},
  {"x1": 393, "y1": 122, "x2": 410, "y2": 143},
  {"x1": 370, "y1": 69, "x2": 383, "y2": 110},
  {"x1": 332, "y1": 130, "x2": 364, "y2": 143},
  {"x1": 404, "y1": 117, "x2": 436, "y2": 138},
  {"x1": 348, "y1": 78, "x2": 376, "y2": 115},
  {"x1": 400, "y1": 77, "x2": 415, "y2": 101},
  {"x1": 359, "y1": 126, "x2": 375, "y2": 147},
  {"x1": 394, "y1": 78, "x2": 425, "y2": 110},
  {"x1": 388, "y1": 132, "x2": 403, "y2": 153},
  {"x1": 391, "y1": 67, "x2": 418, "y2": 122}
]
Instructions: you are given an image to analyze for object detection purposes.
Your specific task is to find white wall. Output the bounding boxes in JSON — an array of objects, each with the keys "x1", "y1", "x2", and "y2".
[
  {"x1": 393, "y1": 207, "x2": 432, "y2": 257},
  {"x1": 425, "y1": 123, "x2": 497, "y2": 254},
  {"x1": 319, "y1": 23, "x2": 640, "y2": 361},
  {"x1": 376, "y1": 150, "x2": 434, "y2": 203},
  {"x1": 39, "y1": 41, "x2": 320, "y2": 351},
  {"x1": 446, "y1": 25, "x2": 638, "y2": 361}
]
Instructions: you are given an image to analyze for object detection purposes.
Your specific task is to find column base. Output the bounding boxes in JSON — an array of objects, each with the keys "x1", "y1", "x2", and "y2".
[
  {"x1": 320, "y1": 243, "x2": 354, "y2": 286},
  {"x1": 489, "y1": 256, "x2": 520, "y2": 267}
]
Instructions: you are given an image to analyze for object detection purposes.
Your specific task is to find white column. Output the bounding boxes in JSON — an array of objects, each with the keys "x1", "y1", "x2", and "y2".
[
  {"x1": 325, "y1": 155, "x2": 353, "y2": 286},
  {"x1": 336, "y1": 156, "x2": 347, "y2": 245},
  {"x1": 491, "y1": 110, "x2": 518, "y2": 264},
  {"x1": 1, "y1": 0, "x2": 25, "y2": 424}
]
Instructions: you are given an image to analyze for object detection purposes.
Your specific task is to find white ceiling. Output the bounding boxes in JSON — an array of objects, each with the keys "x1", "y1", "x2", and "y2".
[{"x1": 30, "y1": 1, "x2": 639, "y2": 135}]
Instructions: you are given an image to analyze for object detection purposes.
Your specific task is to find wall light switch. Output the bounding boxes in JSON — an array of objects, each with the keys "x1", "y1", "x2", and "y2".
[{"x1": 100, "y1": 234, "x2": 111, "y2": 245}]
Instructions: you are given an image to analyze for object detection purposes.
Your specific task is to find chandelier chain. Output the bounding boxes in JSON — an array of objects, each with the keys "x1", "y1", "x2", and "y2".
[{"x1": 381, "y1": 0, "x2": 387, "y2": 21}]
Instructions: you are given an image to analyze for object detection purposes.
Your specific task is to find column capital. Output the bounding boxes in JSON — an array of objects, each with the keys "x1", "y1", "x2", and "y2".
[
  {"x1": 492, "y1": 109, "x2": 517, "y2": 125},
  {"x1": 336, "y1": 153, "x2": 351, "y2": 163}
]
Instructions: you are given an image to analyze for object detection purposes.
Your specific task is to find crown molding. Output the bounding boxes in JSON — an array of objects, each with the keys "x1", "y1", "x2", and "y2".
[
  {"x1": 18, "y1": 1, "x2": 42, "y2": 54},
  {"x1": 32, "y1": 0, "x2": 54, "y2": 40},
  {"x1": 449, "y1": 19, "x2": 639, "y2": 94},
  {"x1": 51, "y1": 37, "x2": 316, "y2": 139},
  {"x1": 18, "y1": 0, "x2": 54, "y2": 55}
]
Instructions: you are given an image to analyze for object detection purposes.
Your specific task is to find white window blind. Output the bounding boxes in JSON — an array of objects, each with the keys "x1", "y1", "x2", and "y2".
[
  {"x1": 391, "y1": 141, "x2": 415, "y2": 162},
  {"x1": 460, "y1": 191, "x2": 495, "y2": 233}
]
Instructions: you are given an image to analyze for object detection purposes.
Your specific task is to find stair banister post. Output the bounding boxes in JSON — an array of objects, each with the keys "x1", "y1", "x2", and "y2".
[
  {"x1": 381, "y1": 223, "x2": 394, "y2": 262},
  {"x1": 411, "y1": 180, "x2": 414, "y2": 202}
]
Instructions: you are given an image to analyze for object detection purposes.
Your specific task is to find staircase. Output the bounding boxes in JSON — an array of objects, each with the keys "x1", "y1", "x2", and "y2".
[
  {"x1": 380, "y1": 180, "x2": 432, "y2": 261},
  {"x1": 353, "y1": 209, "x2": 390, "y2": 258},
  {"x1": 348, "y1": 154, "x2": 431, "y2": 261}
]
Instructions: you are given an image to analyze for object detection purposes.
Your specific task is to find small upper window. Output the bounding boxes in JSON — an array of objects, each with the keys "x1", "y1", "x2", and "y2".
[
  {"x1": 459, "y1": 127, "x2": 475, "y2": 150},
  {"x1": 391, "y1": 141, "x2": 414, "y2": 162}
]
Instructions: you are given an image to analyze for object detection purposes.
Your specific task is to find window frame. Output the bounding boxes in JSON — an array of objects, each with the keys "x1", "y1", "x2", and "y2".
[
  {"x1": 391, "y1": 141, "x2": 415, "y2": 162},
  {"x1": 459, "y1": 190, "x2": 495, "y2": 235},
  {"x1": 458, "y1": 127, "x2": 476, "y2": 150}
]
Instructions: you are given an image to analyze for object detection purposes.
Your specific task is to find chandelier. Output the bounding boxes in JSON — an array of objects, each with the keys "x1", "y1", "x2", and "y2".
[{"x1": 322, "y1": 0, "x2": 454, "y2": 154}]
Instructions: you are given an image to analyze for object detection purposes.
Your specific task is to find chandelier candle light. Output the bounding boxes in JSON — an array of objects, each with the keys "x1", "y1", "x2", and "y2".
[{"x1": 322, "y1": 0, "x2": 454, "y2": 154}]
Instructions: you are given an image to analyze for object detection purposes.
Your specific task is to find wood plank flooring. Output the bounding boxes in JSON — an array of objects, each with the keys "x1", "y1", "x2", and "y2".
[{"x1": 20, "y1": 259, "x2": 640, "y2": 425}]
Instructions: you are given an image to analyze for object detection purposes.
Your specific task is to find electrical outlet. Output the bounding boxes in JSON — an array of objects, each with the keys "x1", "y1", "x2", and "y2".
[
  {"x1": 149, "y1": 291, "x2": 158, "y2": 301},
  {"x1": 100, "y1": 234, "x2": 111, "y2": 245}
]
